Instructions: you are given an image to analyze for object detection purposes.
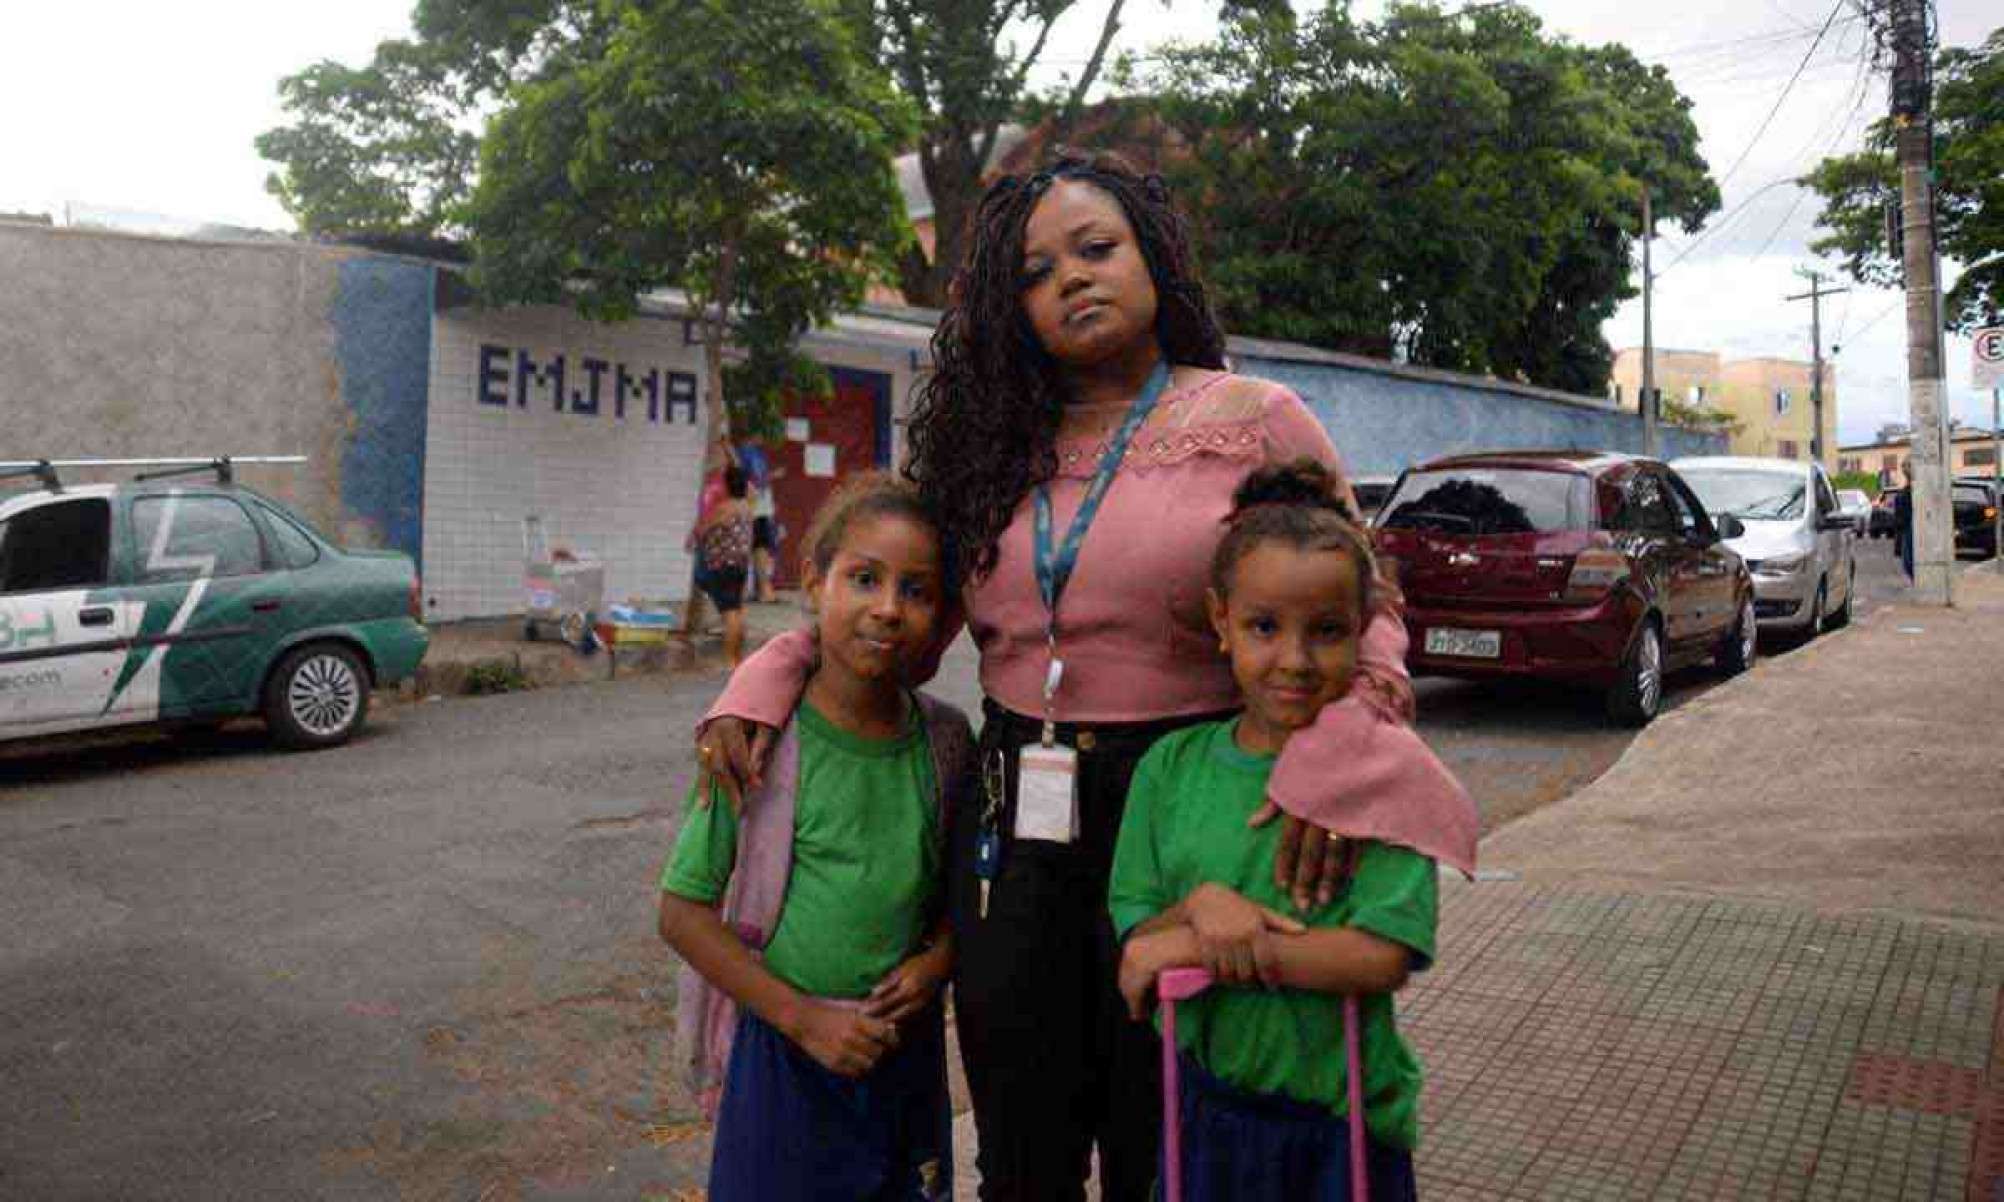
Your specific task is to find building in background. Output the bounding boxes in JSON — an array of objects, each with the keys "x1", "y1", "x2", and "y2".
[
  {"x1": 1610, "y1": 349, "x2": 1836, "y2": 467},
  {"x1": 1837, "y1": 427, "x2": 2002, "y2": 487}
]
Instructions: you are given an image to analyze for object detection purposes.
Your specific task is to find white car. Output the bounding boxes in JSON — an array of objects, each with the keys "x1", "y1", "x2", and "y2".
[
  {"x1": 1669, "y1": 456, "x2": 1857, "y2": 640},
  {"x1": 1835, "y1": 488, "x2": 1871, "y2": 535}
]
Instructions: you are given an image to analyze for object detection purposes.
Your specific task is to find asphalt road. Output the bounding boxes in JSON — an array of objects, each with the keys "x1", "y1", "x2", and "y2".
[
  {"x1": 0, "y1": 677, "x2": 722, "y2": 1200},
  {"x1": 0, "y1": 535, "x2": 1922, "y2": 1198}
]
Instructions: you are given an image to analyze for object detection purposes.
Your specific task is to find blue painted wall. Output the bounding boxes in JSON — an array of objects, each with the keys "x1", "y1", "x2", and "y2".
[
  {"x1": 1236, "y1": 349, "x2": 1728, "y2": 479},
  {"x1": 332, "y1": 257, "x2": 433, "y2": 568}
]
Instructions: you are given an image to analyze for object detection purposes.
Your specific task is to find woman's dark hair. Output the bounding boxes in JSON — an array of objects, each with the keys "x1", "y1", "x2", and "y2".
[
  {"x1": 903, "y1": 148, "x2": 1229, "y2": 582},
  {"x1": 801, "y1": 471, "x2": 953, "y2": 589},
  {"x1": 723, "y1": 464, "x2": 749, "y2": 499},
  {"x1": 1211, "y1": 459, "x2": 1376, "y2": 615}
]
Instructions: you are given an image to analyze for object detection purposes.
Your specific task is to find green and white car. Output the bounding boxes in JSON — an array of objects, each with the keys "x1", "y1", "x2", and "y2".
[{"x1": 0, "y1": 470, "x2": 428, "y2": 750}]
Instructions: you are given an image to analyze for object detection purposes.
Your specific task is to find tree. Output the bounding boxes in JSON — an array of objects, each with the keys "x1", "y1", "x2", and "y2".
[
  {"x1": 463, "y1": 0, "x2": 916, "y2": 444},
  {"x1": 257, "y1": 0, "x2": 1128, "y2": 307},
  {"x1": 1805, "y1": 26, "x2": 2004, "y2": 332},
  {"x1": 256, "y1": 1, "x2": 613, "y2": 236},
  {"x1": 1142, "y1": 2, "x2": 1717, "y2": 393}
]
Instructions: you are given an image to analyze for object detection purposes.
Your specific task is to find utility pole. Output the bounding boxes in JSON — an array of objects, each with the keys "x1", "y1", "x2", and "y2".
[
  {"x1": 1641, "y1": 189, "x2": 1658, "y2": 457},
  {"x1": 1882, "y1": 0, "x2": 1953, "y2": 604},
  {"x1": 1787, "y1": 270, "x2": 1848, "y2": 466}
]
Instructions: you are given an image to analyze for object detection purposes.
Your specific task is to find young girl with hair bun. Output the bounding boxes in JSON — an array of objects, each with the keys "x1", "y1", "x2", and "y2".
[
  {"x1": 1110, "y1": 459, "x2": 1471, "y2": 1201},
  {"x1": 692, "y1": 151, "x2": 1476, "y2": 1200}
]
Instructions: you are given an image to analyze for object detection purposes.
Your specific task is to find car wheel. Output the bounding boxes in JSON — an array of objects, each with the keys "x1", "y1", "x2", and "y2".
[
  {"x1": 1802, "y1": 579, "x2": 1826, "y2": 641},
  {"x1": 1606, "y1": 619, "x2": 1664, "y2": 727},
  {"x1": 1826, "y1": 564, "x2": 1854, "y2": 630},
  {"x1": 1716, "y1": 595, "x2": 1757, "y2": 677},
  {"x1": 263, "y1": 643, "x2": 370, "y2": 750}
]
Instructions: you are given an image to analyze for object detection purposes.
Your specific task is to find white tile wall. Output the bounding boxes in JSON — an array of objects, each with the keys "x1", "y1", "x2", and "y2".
[{"x1": 424, "y1": 307, "x2": 711, "y2": 621}]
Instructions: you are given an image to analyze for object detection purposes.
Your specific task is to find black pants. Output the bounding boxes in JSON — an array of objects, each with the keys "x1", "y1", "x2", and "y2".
[{"x1": 948, "y1": 701, "x2": 1228, "y2": 1202}]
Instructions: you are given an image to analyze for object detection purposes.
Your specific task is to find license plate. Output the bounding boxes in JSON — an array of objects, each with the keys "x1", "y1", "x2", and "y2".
[{"x1": 1424, "y1": 627, "x2": 1501, "y2": 659}]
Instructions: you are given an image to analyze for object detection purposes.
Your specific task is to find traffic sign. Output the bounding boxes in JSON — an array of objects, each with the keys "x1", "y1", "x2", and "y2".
[{"x1": 1976, "y1": 327, "x2": 2004, "y2": 389}]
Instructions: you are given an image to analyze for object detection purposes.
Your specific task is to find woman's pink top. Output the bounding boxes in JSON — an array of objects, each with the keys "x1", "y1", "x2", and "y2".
[{"x1": 703, "y1": 371, "x2": 1477, "y2": 874}]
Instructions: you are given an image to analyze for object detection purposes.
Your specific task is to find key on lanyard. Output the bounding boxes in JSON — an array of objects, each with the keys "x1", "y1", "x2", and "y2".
[
  {"x1": 975, "y1": 829, "x2": 1001, "y2": 919},
  {"x1": 977, "y1": 748, "x2": 1006, "y2": 918}
]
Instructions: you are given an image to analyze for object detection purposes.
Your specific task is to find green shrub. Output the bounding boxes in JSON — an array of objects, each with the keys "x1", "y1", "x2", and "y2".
[{"x1": 464, "y1": 659, "x2": 533, "y2": 695}]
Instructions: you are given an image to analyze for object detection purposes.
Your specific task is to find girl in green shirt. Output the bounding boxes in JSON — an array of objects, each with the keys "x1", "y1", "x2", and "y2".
[
  {"x1": 1110, "y1": 460, "x2": 1454, "y2": 1201},
  {"x1": 659, "y1": 474, "x2": 972, "y2": 1200}
]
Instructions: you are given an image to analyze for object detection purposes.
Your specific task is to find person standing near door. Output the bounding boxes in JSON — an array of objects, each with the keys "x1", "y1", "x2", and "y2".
[{"x1": 737, "y1": 439, "x2": 784, "y2": 604}]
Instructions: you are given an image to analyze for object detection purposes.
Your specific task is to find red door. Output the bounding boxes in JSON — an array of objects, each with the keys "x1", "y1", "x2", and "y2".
[{"x1": 770, "y1": 367, "x2": 891, "y2": 588}]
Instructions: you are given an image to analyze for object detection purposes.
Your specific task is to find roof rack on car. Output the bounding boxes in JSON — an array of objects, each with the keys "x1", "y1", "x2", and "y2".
[{"x1": 0, "y1": 456, "x2": 306, "y2": 492}]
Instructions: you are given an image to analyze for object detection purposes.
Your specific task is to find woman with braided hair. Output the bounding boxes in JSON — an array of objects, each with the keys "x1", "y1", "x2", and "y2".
[{"x1": 690, "y1": 150, "x2": 1475, "y2": 1200}]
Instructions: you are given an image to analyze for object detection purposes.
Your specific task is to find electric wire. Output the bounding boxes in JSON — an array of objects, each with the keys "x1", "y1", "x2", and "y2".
[{"x1": 1710, "y1": 0, "x2": 1851, "y2": 191}]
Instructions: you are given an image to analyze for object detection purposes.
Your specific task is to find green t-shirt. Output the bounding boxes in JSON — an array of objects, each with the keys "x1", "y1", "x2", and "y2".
[
  {"x1": 660, "y1": 700, "x2": 940, "y2": 1000},
  {"x1": 1107, "y1": 718, "x2": 1438, "y2": 1150}
]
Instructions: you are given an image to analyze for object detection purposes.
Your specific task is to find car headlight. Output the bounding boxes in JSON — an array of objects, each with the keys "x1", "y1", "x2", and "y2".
[{"x1": 1751, "y1": 551, "x2": 1809, "y2": 575}]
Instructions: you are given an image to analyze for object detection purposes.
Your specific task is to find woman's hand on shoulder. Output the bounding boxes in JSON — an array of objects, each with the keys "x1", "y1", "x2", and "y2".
[
  {"x1": 696, "y1": 717, "x2": 778, "y2": 813},
  {"x1": 1249, "y1": 802, "x2": 1350, "y2": 913}
]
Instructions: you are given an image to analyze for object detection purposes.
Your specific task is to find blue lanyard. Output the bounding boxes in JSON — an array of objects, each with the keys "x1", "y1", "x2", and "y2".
[{"x1": 1033, "y1": 359, "x2": 1171, "y2": 631}]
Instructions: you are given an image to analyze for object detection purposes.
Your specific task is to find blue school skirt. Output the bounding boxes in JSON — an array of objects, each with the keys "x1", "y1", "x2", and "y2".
[
  {"x1": 1168, "y1": 1057, "x2": 1418, "y2": 1202},
  {"x1": 709, "y1": 1005, "x2": 953, "y2": 1201}
]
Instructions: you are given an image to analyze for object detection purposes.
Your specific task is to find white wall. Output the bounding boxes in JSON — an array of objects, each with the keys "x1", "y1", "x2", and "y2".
[{"x1": 424, "y1": 306, "x2": 711, "y2": 621}]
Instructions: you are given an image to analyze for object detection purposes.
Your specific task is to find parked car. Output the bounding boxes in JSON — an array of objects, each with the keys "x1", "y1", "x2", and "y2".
[
  {"x1": 1835, "y1": 488, "x2": 1872, "y2": 535},
  {"x1": 1952, "y1": 479, "x2": 2000, "y2": 557},
  {"x1": 1351, "y1": 475, "x2": 1398, "y2": 523},
  {"x1": 1371, "y1": 451, "x2": 1754, "y2": 727},
  {"x1": 1669, "y1": 456, "x2": 1856, "y2": 641},
  {"x1": 0, "y1": 463, "x2": 428, "y2": 749},
  {"x1": 1870, "y1": 488, "x2": 1904, "y2": 539}
]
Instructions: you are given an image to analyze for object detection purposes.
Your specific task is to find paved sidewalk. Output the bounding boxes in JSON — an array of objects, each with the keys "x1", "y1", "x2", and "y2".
[
  {"x1": 1407, "y1": 883, "x2": 2003, "y2": 1201},
  {"x1": 1401, "y1": 567, "x2": 2004, "y2": 1201}
]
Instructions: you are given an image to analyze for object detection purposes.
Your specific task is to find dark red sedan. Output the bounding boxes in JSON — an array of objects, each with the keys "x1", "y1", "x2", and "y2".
[{"x1": 1371, "y1": 451, "x2": 1756, "y2": 726}]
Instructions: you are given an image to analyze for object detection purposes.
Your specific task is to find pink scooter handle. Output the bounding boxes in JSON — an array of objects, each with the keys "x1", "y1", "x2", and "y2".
[{"x1": 1157, "y1": 968, "x2": 1213, "y2": 1202}]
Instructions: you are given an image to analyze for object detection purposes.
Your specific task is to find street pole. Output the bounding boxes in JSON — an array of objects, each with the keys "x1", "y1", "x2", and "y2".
[
  {"x1": 1787, "y1": 270, "x2": 1848, "y2": 466},
  {"x1": 1887, "y1": 0, "x2": 1953, "y2": 604},
  {"x1": 1641, "y1": 188, "x2": 1658, "y2": 458}
]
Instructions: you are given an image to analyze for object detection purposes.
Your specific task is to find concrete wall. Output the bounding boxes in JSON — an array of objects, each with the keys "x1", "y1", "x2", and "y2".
[
  {"x1": 1233, "y1": 342, "x2": 1729, "y2": 478},
  {"x1": 0, "y1": 224, "x2": 432, "y2": 556},
  {"x1": 423, "y1": 304, "x2": 713, "y2": 621}
]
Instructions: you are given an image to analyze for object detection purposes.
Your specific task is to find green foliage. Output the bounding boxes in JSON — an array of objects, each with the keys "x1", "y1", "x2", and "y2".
[
  {"x1": 1143, "y1": 1, "x2": 1718, "y2": 395},
  {"x1": 1805, "y1": 27, "x2": 2004, "y2": 331},
  {"x1": 1832, "y1": 470, "x2": 1881, "y2": 496},
  {"x1": 724, "y1": 347, "x2": 831, "y2": 445},
  {"x1": 463, "y1": 658, "x2": 532, "y2": 694},
  {"x1": 256, "y1": 0, "x2": 1122, "y2": 310},
  {"x1": 461, "y1": 0, "x2": 916, "y2": 436},
  {"x1": 256, "y1": 42, "x2": 481, "y2": 234},
  {"x1": 258, "y1": 0, "x2": 611, "y2": 236}
]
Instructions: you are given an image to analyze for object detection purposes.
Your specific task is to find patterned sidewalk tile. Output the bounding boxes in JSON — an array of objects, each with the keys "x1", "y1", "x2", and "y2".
[{"x1": 1406, "y1": 884, "x2": 2004, "y2": 1201}]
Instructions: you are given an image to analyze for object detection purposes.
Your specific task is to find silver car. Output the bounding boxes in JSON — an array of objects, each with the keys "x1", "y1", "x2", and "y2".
[
  {"x1": 1670, "y1": 456, "x2": 1857, "y2": 638},
  {"x1": 1836, "y1": 488, "x2": 1872, "y2": 535}
]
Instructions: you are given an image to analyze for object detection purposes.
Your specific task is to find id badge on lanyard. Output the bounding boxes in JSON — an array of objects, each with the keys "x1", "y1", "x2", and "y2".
[
  {"x1": 1011, "y1": 360, "x2": 1171, "y2": 846},
  {"x1": 1014, "y1": 659, "x2": 1079, "y2": 843}
]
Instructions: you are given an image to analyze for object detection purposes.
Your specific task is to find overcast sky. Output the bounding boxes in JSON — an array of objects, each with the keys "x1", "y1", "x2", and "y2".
[{"x1": 3, "y1": 0, "x2": 1996, "y2": 445}]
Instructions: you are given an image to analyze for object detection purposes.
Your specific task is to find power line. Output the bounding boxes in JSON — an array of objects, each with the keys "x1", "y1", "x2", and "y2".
[
  {"x1": 1710, "y1": 0, "x2": 1851, "y2": 191},
  {"x1": 1748, "y1": 50, "x2": 1874, "y2": 259}
]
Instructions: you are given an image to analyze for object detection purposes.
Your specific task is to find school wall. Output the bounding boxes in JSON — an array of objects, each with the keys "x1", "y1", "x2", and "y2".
[
  {"x1": 1232, "y1": 341, "x2": 1730, "y2": 477},
  {"x1": 0, "y1": 224, "x2": 433, "y2": 559},
  {"x1": 423, "y1": 304, "x2": 714, "y2": 621}
]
